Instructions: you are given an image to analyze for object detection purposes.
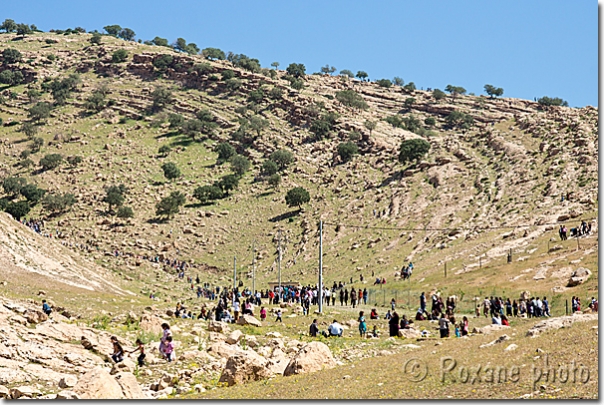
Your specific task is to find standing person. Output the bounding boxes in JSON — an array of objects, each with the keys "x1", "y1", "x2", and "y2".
[
  {"x1": 358, "y1": 311, "x2": 367, "y2": 338},
  {"x1": 163, "y1": 336, "x2": 175, "y2": 362},
  {"x1": 388, "y1": 311, "x2": 400, "y2": 337},
  {"x1": 340, "y1": 289, "x2": 344, "y2": 306},
  {"x1": 461, "y1": 316, "x2": 469, "y2": 336},
  {"x1": 129, "y1": 339, "x2": 146, "y2": 367},
  {"x1": 344, "y1": 288, "x2": 349, "y2": 306},
  {"x1": 275, "y1": 309, "x2": 283, "y2": 323},
  {"x1": 358, "y1": 289, "x2": 363, "y2": 306},
  {"x1": 391, "y1": 298, "x2": 396, "y2": 311},
  {"x1": 420, "y1": 292, "x2": 426, "y2": 313},
  {"x1": 439, "y1": 314, "x2": 450, "y2": 339},
  {"x1": 483, "y1": 297, "x2": 490, "y2": 317},
  {"x1": 110, "y1": 336, "x2": 124, "y2": 363},
  {"x1": 512, "y1": 300, "x2": 518, "y2": 317},
  {"x1": 260, "y1": 306, "x2": 267, "y2": 322},
  {"x1": 351, "y1": 289, "x2": 357, "y2": 308},
  {"x1": 233, "y1": 299, "x2": 241, "y2": 321},
  {"x1": 159, "y1": 323, "x2": 172, "y2": 359},
  {"x1": 309, "y1": 319, "x2": 319, "y2": 337},
  {"x1": 363, "y1": 288, "x2": 368, "y2": 305}
]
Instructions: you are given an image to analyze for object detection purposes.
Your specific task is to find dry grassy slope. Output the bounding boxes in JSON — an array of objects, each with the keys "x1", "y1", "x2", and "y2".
[{"x1": 0, "y1": 32, "x2": 598, "y2": 297}]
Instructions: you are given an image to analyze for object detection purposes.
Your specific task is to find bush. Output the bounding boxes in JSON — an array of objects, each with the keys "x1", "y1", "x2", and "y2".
[
  {"x1": 28, "y1": 102, "x2": 52, "y2": 122},
  {"x1": 337, "y1": 142, "x2": 359, "y2": 163},
  {"x1": 20, "y1": 183, "x2": 46, "y2": 205},
  {"x1": 335, "y1": 90, "x2": 368, "y2": 110},
  {"x1": 221, "y1": 69, "x2": 234, "y2": 80},
  {"x1": 339, "y1": 69, "x2": 354, "y2": 78},
  {"x1": 158, "y1": 145, "x2": 171, "y2": 156},
  {"x1": 103, "y1": 184, "x2": 126, "y2": 212},
  {"x1": 42, "y1": 192, "x2": 76, "y2": 214},
  {"x1": 21, "y1": 122, "x2": 38, "y2": 139},
  {"x1": 111, "y1": 49, "x2": 128, "y2": 63},
  {"x1": 286, "y1": 63, "x2": 306, "y2": 78},
  {"x1": 269, "y1": 87, "x2": 283, "y2": 100},
  {"x1": 269, "y1": 149, "x2": 294, "y2": 170},
  {"x1": 310, "y1": 113, "x2": 339, "y2": 140},
  {"x1": 202, "y1": 47, "x2": 226, "y2": 60},
  {"x1": 349, "y1": 131, "x2": 361, "y2": 141},
  {"x1": 404, "y1": 82, "x2": 416, "y2": 91},
  {"x1": 85, "y1": 90, "x2": 107, "y2": 112},
  {"x1": 2, "y1": 177, "x2": 26, "y2": 196},
  {"x1": 161, "y1": 162, "x2": 180, "y2": 181},
  {"x1": 39, "y1": 153, "x2": 63, "y2": 171},
  {"x1": 537, "y1": 96, "x2": 569, "y2": 107},
  {"x1": 262, "y1": 160, "x2": 279, "y2": 176},
  {"x1": 151, "y1": 37, "x2": 169, "y2": 47},
  {"x1": 225, "y1": 78, "x2": 241, "y2": 92},
  {"x1": 30, "y1": 137, "x2": 44, "y2": 152},
  {"x1": 424, "y1": 117, "x2": 436, "y2": 126},
  {"x1": 268, "y1": 173, "x2": 281, "y2": 189},
  {"x1": 0, "y1": 69, "x2": 24, "y2": 86},
  {"x1": 151, "y1": 86, "x2": 172, "y2": 112},
  {"x1": 216, "y1": 142, "x2": 236, "y2": 163},
  {"x1": 376, "y1": 79, "x2": 392, "y2": 88},
  {"x1": 193, "y1": 185, "x2": 223, "y2": 204},
  {"x1": 432, "y1": 89, "x2": 446, "y2": 101},
  {"x1": 230, "y1": 154, "x2": 250, "y2": 177},
  {"x1": 67, "y1": 155, "x2": 82, "y2": 166},
  {"x1": 285, "y1": 187, "x2": 310, "y2": 209},
  {"x1": 155, "y1": 192, "x2": 185, "y2": 219},
  {"x1": 445, "y1": 110, "x2": 474, "y2": 129},
  {"x1": 484, "y1": 84, "x2": 504, "y2": 98},
  {"x1": 90, "y1": 33, "x2": 102, "y2": 45},
  {"x1": 5, "y1": 200, "x2": 30, "y2": 220},
  {"x1": 152, "y1": 54, "x2": 173, "y2": 70},
  {"x1": 399, "y1": 139, "x2": 431, "y2": 164},
  {"x1": 116, "y1": 206, "x2": 134, "y2": 219},
  {"x1": 2, "y1": 48, "x2": 22, "y2": 65},
  {"x1": 214, "y1": 174, "x2": 239, "y2": 195}
]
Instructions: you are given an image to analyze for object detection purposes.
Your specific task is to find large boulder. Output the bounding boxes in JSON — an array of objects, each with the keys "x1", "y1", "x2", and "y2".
[
  {"x1": 527, "y1": 313, "x2": 598, "y2": 337},
  {"x1": 0, "y1": 385, "x2": 9, "y2": 399},
  {"x1": 10, "y1": 386, "x2": 39, "y2": 399},
  {"x1": 72, "y1": 367, "x2": 124, "y2": 399},
  {"x1": 236, "y1": 315, "x2": 262, "y2": 327},
  {"x1": 139, "y1": 314, "x2": 164, "y2": 334},
  {"x1": 218, "y1": 351, "x2": 272, "y2": 386},
  {"x1": 226, "y1": 330, "x2": 243, "y2": 345},
  {"x1": 110, "y1": 358, "x2": 136, "y2": 375},
  {"x1": 58, "y1": 375, "x2": 78, "y2": 389},
  {"x1": 207, "y1": 341, "x2": 242, "y2": 359},
  {"x1": 56, "y1": 390, "x2": 80, "y2": 400},
  {"x1": 23, "y1": 309, "x2": 48, "y2": 324},
  {"x1": 472, "y1": 324, "x2": 510, "y2": 335},
  {"x1": 567, "y1": 267, "x2": 592, "y2": 287},
  {"x1": 398, "y1": 328, "x2": 421, "y2": 339},
  {"x1": 283, "y1": 342, "x2": 336, "y2": 376},
  {"x1": 208, "y1": 321, "x2": 230, "y2": 334},
  {"x1": 114, "y1": 372, "x2": 146, "y2": 399}
]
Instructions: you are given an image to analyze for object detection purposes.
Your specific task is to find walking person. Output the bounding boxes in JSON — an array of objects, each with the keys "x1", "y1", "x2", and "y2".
[
  {"x1": 159, "y1": 323, "x2": 172, "y2": 359},
  {"x1": 110, "y1": 336, "x2": 124, "y2": 363},
  {"x1": 128, "y1": 339, "x2": 146, "y2": 367},
  {"x1": 358, "y1": 311, "x2": 367, "y2": 338}
]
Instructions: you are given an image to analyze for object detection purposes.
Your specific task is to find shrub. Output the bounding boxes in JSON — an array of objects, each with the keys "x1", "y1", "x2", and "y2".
[
  {"x1": 111, "y1": 49, "x2": 128, "y2": 63},
  {"x1": 161, "y1": 162, "x2": 180, "y2": 181},
  {"x1": 151, "y1": 86, "x2": 172, "y2": 112},
  {"x1": 28, "y1": 102, "x2": 52, "y2": 122},
  {"x1": 221, "y1": 69, "x2": 234, "y2": 80},
  {"x1": 155, "y1": 192, "x2": 185, "y2": 219},
  {"x1": 399, "y1": 138, "x2": 431, "y2": 164},
  {"x1": 158, "y1": 145, "x2": 171, "y2": 156},
  {"x1": 230, "y1": 154, "x2": 251, "y2": 177},
  {"x1": 202, "y1": 47, "x2": 226, "y2": 60},
  {"x1": 193, "y1": 185, "x2": 223, "y2": 204},
  {"x1": 2, "y1": 48, "x2": 22, "y2": 65},
  {"x1": 349, "y1": 131, "x2": 361, "y2": 141},
  {"x1": 262, "y1": 160, "x2": 279, "y2": 176},
  {"x1": 5, "y1": 200, "x2": 30, "y2": 219},
  {"x1": 20, "y1": 183, "x2": 46, "y2": 205},
  {"x1": 268, "y1": 173, "x2": 281, "y2": 189},
  {"x1": 42, "y1": 192, "x2": 76, "y2": 214},
  {"x1": 216, "y1": 142, "x2": 236, "y2": 163},
  {"x1": 90, "y1": 33, "x2": 102, "y2": 45},
  {"x1": 424, "y1": 117, "x2": 436, "y2": 126},
  {"x1": 2, "y1": 177, "x2": 26, "y2": 196},
  {"x1": 335, "y1": 90, "x2": 368, "y2": 110},
  {"x1": 432, "y1": 89, "x2": 446, "y2": 101},
  {"x1": 152, "y1": 54, "x2": 173, "y2": 70},
  {"x1": 285, "y1": 187, "x2": 310, "y2": 209},
  {"x1": 445, "y1": 110, "x2": 474, "y2": 129},
  {"x1": 225, "y1": 78, "x2": 241, "y2": 92},
  {"x1": 103, "y1": 184, "x2": 126, "y2": 212},
  {"x1": 337, "y1": 142, "x2": 359, "y2": 163},
  {"x1": 214, "y1": 174, "x2": 239, "y2": 195},
  {"x1": 537, "y1": 96, "x2": 569, "y2": 107},
  {"x1": 376, "y1": 79, "x2": 392, "y2": 88},
  {"x1": 116, "y1": 206, "x2": 134, "y2": 219},
  {"x1": 39, "y1": 153, "x2": 63, "y2": 171},
  {"x1": 339, "y1": 69, "x2": 354, "y2": 78},
  {"x1": 67, "y1": 155, "x2": 82, "y2": 166},
  {"x1": 286, "y1": 63, "x2": 306, "y2": 78},
  {"x1": 269, "y1": 149, "x2": 294, "y2": 170},
  {"x1": 30, "y1": 137, "x2": 44, "y2": 153}
]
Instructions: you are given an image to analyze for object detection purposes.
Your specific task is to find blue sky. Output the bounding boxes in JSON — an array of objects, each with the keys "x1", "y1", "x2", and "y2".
[{"x1": 1, "y1": 0, "x2": 597, "y2": 107}]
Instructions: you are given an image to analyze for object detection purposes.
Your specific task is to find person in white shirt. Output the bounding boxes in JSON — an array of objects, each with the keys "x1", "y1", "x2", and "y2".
[
  {"x1": 232, "y1": 301, "x2": 240, "y2": 321},
  {"x1": 328, "y1": 320, "x2": 343, "y2": 337}
]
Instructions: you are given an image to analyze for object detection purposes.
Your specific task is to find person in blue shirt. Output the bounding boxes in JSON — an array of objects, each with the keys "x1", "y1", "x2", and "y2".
[{"x1": 42, "y1": 300, "x2": 52, "y2": 316}]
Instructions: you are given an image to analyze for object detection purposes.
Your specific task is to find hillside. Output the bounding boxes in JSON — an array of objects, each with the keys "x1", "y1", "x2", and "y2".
[{"x1": 0, "y1": 29, "x2": 598, "y2": 400}]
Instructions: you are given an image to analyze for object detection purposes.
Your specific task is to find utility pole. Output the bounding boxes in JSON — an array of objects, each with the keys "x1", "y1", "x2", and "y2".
[
  {"x1": 318, "y1": 220, "x2": 323, "y2": 314},
  {"x1": 233, "y1": 256, "x2": 237, "y2": 290},
  {"x1": 252, "y1": 241, "x2": 256, "y2": 294},
  {"x1": 278, "y1": 229, "x2": 282, "y2": 301}
]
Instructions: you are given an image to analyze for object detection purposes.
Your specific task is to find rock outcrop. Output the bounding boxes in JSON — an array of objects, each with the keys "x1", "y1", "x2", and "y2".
[{"x1": 283, "y1": 342, "x2": 336, "y2": 376}]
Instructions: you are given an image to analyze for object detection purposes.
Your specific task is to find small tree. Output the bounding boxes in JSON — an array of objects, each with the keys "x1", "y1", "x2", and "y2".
[
  {"x1": 271, "y1": 62, "x2": 280, "y2": 70},
  {"x1": 66, "y1": 155, "x2": 82, "y2": 167},
  {"x1": 202, "y1": 47, "x2": 225, "y2": 60},
  {"x1": 193, "y1": 185, "x2": 223, "y2": 204},
  {"x1": 103, "y1": 25, "x2": 122, "y2": 36},
  {"x1": 30, "y1": 137, "x2": 44, "y2": 152},
  {"x1": 116, "y1": 206, "x2": 134, "y2": 219},
  {"x1": 5, "y1": 201, "x2": 30, "y2": 220},
  {"x1": 215, "y1": 174, "x2": 239, "y2": 195},
  {"x1": 249, "y1": 115, "x2": 268, "y2": 137},
  {"x1": 445, "y1": 110, "x2": 474, "y2": 129},
  {"x1": 338, "y1": 142, "x2": 359, "y2": 163},
  {"x1": 424, "y1": 117, "x2": 436, "y2": 126},
  {"x1": 39, "y1": 153, "x2": 63, "y2": 171},
  {"x1": 2, "y1": 177, "x2": 26, "y2": 196},
  {"x1": 356, "y1": 71, "x2": 368, "y2": 81},
  {"x1": 0, "y1": 19, "x2": 17, "y2": 33},
  {"x1": 432, "y1": 89, "x2": 446, "y2": 102},
  {"x1": 484, "y1": 84, "x2": 504, "y2": 98},
  {"x1": 404, "y1": 97, "x2": 416, "y2": 109},
  {"x1": 364, "y1": 120, "x2": 377, "y2": 136},
  {"x1": 230, "y1": 154, "x2": 251, "y2": 177},
  {"x1": 268, "y1": 173, "x2": 281, "y2": 189},
  {"x1": 221, "y1": 69, "x2": 235, "y2": 80},
  {"x1": 20, "y1": 183, "x2": 46, "y2": 206},
  {"x1": 393, "y1": 77, "x2": 404, "y2": 86},
  {"x1": 2, "y1": 48, "x2": 22, "y2": 65},
  {"x1": 339, "y1": 69, "x2": 354, "y2": 78},
  {"x1": 269, "y1": 149, "x2": 294, "y2": 171},
  {"x1": 111, "y1": 49, "x2": 128, "y2": 63},
  {"x1": 158, "y1": 145, "x2": 171, "y2": 156},
  {"x1": 151, "y1": 86, "x2": 172, "y2": 112},
  {"x1": 103, "y1": 185, "x2": 125, "y2": 213},
  {"x1": 16, "y1": 23, "x2": 32, "y2": 38},
  {"x1": 376, "y1": 79, "x2": 392, "y2": 88},
  {"x1": 85, "y1": 89, "x2": 107, "y2": 112},
  {"x1": 151, "y1": 37, "x2": 169, "y2": 47},
  {"x1": 28, "y1": 102, "x2": 52, "y2": 123},
  {"x1": 444, "y1": 85, "x2": 466, "y2": 102},
  {"x1": 399, "y1": 138, "x2": 431, "y2": 164},
  {"x1": 153, "y1": 54, "x2": 173, "y2": 70},
  {"x1": 404, "y1": 82, "x2": 416, "y2": 91},
  {"x1": 335, "y1": 90, "x2": 368, "y2": 110},
  {"x1": 216, "y1": 142, "x2": 236, "y2": 163},
  {"x1": 90, "y1": 33, "x2": 102, "y2": 45},
  {"x1": 42, "y1": 193, "x2": 76, "y2": 214},
  {"x1": 286, "y1": 63, "x2": 306, "y2": 78},
  {"x1": 262, "y1": 160, "x2": 279, "y2": 176},
  {"x1": 285, "y1": 187, "x2": 310, "y2": 210},
  {"x1": 161, "y1": 162, "x2": 181, "y2": 181},
  {"x1": 118, "y1": 28, "x2": 135, "y2": 41},
  {"x1": 537, "y1": 96, "x2": 569, "y2": 107}
]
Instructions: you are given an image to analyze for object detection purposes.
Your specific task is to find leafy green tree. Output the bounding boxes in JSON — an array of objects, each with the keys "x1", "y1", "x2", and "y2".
[
  {"x1": 2, "y1": 48, "x2": 22, "y2": 64},
  {"x1": 356, "y1": 71, "x2": 368, "y2": 81},
  {"x1": 444, "y1": 84, "x2": 466, "y2": 102},
  {"x1": 66, "y1": 155, "x2": 82, "y2": 166},
  {"x1": 268, "y1": 173, "x2": 281, "y2": 189},
  {"x1": 5, "y1": 200, "x2": 30, "y2": 220},
  {"x1": 152, "y1": 54, "x2": 173, "y2": 70},
  {"x1": 484, "y1": 84, "x2": 504, "y2": 98},
  {"x1": 118, "y1": 28, "x2": 135, "y2": 41},
  {"x1": 2, "y1": 177, "x2": 26, "y2": 196},
  {"x1": 173, "y1": 38, "x2": 187, "y2": 52},
  {"x1": 18, "y1": 158, "x2": 34, "y2": 168},
  {"x1": 271, "y1": 62, "x2": 280, "y2": 69},
  {"x1": 230, "y1": 154, "x2": 251, "y2": 177},
  {"x1": 151, "y1": 37, "x2": 169, "y2": 47},
  {"x1": 103, "y1": 184, "x2": 126, "y2": 212},
  {"x1": 247, "y1": 88, "x2": 265, "y2": 104},
  {"x1": 339, "y1": 69, "x2": 354, "y2": 78},
  {"x1": 349, "y1": 130, "x2": 361, "y2": 142},
  {"x1": 85, "y1": 88, "x2": 107, "y2": 112},
  {"x1": 168, "y1": 113, "x2": 184, "y2": 128},
  {"x1": 116, "y1": 206, "x2": 134, "y2": 219},
  {"x1": 225, "y1": 78, "x2": 241, "y2": 92},
  {"x1": 285, "y1": 187, "x2": 310, "y2": 210},
  {"x1": 26, "y1": 88, "x2": 41, "y2": 103},
  {"x1": 320, "y1": 65, "x2": 337, "y2": 75},
  {"x1": 16, "y1": 23, "x2": 32, "y2": 38},
  {"x1": 28, "y1": 102, "x2": 52, "y2": 123},
  {"x1": 156, "y1": 191, "x2": 185, "y2": 219},
  {"x1": 151, "y1": 86, "x2": 172, "y2": 112},
  {"x1": 445, "y1": 110, "x2": 474, "y2": 129},
  {"x1": 216, "y1": 142, "x2": 236, "y2": 163},
  {"x1": 269, "y1": 149, "x2": 294, "y2": 170},
  {"x1": 432, "y1": 88, "x2": 446, "y2": 101},
  {"x1": 337, "y1": 142, "x2": 359, "y2": 163},
  {"x1": 404, "y1": 97, "x2": 416, "y2": 109},
  {"x1": 404, "y1": 82, "x2": 416, "y2": 91},
  {"x1": 42, "y1": 192, "x2": 76, "y2": 214},
  {"x1": 335, "y1": 90, "x2": 368, "y2": 110},
  {"x1": 30, "y1": 137, "x2": 44, "y2": 153},
  {"x1": 393, "y1": 77, "x2": 404, "y2": 86},
  {"x1": 310, "y1": 112, "x2": 339, "y2": 140},
  {"x1": 376, "y1": 79, "x2": 392, "y2": 88},
  {"x1": 0, "y1": 19, "x2": 17, "y2": 33},
  {"x1": 111, "y1": 49, "x2": 128, "y2": 63},
  {"x1": 202, "y1": 47, "x2": 226, "y2": 60},
  {"x1": 249, "y1": 115, "x2": 268, "y2": 137},
  {"x1": 103, "y1": 25, "x2": 122, "y2": 36},
  {"x1": 537, "y1": 96, "x2": 569, "y2": 107},
  {"x1": 221, "y1": 69, "x2": 234, "y2": 80},
  {"x1": 39, "y1": 153, "x2": 63, "y2": 171},
  {"x1": 161, "y1": 162, "x2": 181, "y2": 181},
  {"x1": 215, "y1": 174, "x2": 239, "y2": 195},
  {"x1": 193, "y1": 185, "x2": 223, "y2": 204},
  {"x1": 185, "y1": 43, "x2": 200, "y2": 55},
  {"x1": 289, "y1": 78, "x2": 304, "y2": 90},
  {"x1": 48, "y1": 74, "x2": 81, "y2": 105},
  {"x1": 424, "y1": 117, "x2": 436, "y2": 126},
  {"x1": 261, "y1": 160, "x2": 279, "y2": 176},
  {"x1": 158, "y1": 145, "x2": 171, "y2": 156},
  {"x1": 286, "y1": 63, "x2": 306, "y2": 78},
  {"x1": 399, "y1": 138, "x2": 431, "y2": 164},
  {"x1": 90, "y1": 33, "x2": 102, "y2": 45},
  {"x1": 364, "y1": 120, "x2": 377, "y2": 136},
  {"x1": 20, "y1": 183, "x2": 46, "y2": 206},
  {"x1": 269, "y1": 86, "x2": 283, "y2": 100},
  {"x1": 0, "y1": 70, "x2": 23, "y2": 86},
  {"x1": 402, "y1": 114, "x2": 421, "y2": 133}
]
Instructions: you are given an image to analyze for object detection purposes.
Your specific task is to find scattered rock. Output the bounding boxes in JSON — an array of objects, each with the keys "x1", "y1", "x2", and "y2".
[
  {"x1": 283, "y1": 342, "x2": 336, "y2": 376},
  {"x1": 58, "y1": 375, "x2": 78, "y2": 388},
  {"x1": 567, "y1": 267, "x2": 591, "y2": 287},
  {"x1": 218, "y1": 351, "x2": 272, "y2": 386},
  {"x1": 236, "y1": 315, "x2": 262, "y2": 327}
]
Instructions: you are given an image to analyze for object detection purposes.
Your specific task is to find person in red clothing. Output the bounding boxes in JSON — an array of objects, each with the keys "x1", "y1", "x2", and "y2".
[{"x1": 501, "y1": 314, "x2": 510, "y2": 326}]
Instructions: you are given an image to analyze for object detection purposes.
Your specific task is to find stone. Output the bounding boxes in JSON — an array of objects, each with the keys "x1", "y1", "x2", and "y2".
[
  {"x1": 236, "y1": 315, "x2": 262, "y2": 327},
  {"x1": 73, "y1": 366, "x2": 125, "y2": 399},
  {"x1": 114, "y1": 372, "x2": 146, "y2": 399},
  {"x1": 567, "y1": 267, "x2": 591, "y2": 287},
  {"x1": 139, "y1": 314, "x2": 163, "y2": 334},
  {"x1": 10, "y1": 386, "x2": 37, "y2": 399},
  {"x1": 505, "y1": 344, "x2": 518, "y2": 351},
  {"x1": 472, "y1": 324, "x2": 510, "y2": 335},
  {"x1": 110, "y1": 358, "x2": 136, "y2": 375},
  {"x1": 479, "y1": 334, "x2": 510, "y2": 348},
  {"x1": 0, "y1": 385, "x2": 9, "y2": 399},
  {"x1": 58, "y1": 375, "x2": 78, "y2": 388},
  {"x1": 526, "y1": 314, "x2": 598, "y2": 337},
  {"x1": 218, "y1": 351, "x2": 272, "y2": 386},
  {"x1": 207, "y1": 341, "x2": 242, "y2": 359},
  {"x1": 266, "y1": 331, "x2": 282, "y2": 338},
  {"x1": 398, "y1": 328, "x2": 421, "y2": 339},
  {"x1": 283, "y1": 342, "x2": 336, "y2": 376},
  {"x1": 56, "y1": 390, "x2": 80, "y2": 399},
  {"x1": 208, "y1": 321, "x2": 230, "y2": 334},
  {"x1": 226, "y1": 330, "x2": 243, "y2": 345}
]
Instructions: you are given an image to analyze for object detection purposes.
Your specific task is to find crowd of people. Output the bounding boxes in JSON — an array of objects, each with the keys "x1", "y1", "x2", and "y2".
[{"x1": 559, "y1": 220, "x2": 592, "y2": 240}]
